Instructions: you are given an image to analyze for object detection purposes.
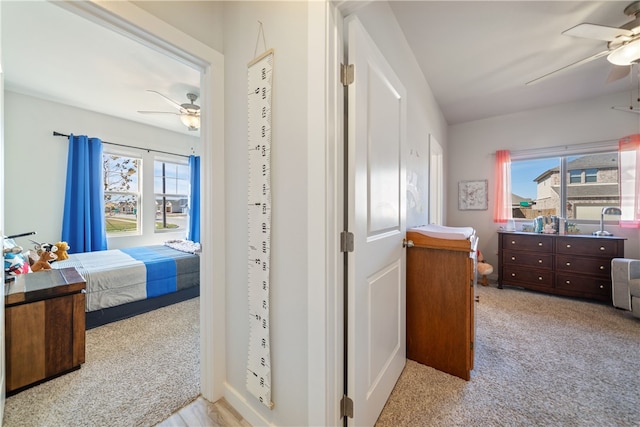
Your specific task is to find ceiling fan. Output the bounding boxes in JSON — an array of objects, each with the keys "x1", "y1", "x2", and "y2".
[
  {"x1": 138, "y1": 90, "x2": 201, "y2": 131},
  {"x1": 527, "y1": 1, "x2": 640, "y2": 85}
]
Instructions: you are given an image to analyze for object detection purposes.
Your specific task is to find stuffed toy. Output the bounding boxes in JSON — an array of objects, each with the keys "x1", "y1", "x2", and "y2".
[
  {"x1": 4, "y1": 239, "x2": 31, "y2": 276},
  {"x1": 476, "y1": 250, "x2": 493, "y2": 286},
  {"x1": 31, "y1": 250, "x2": 57, "y2": 272},
  {"x1": 54, "y1": 241, "x2": 70, "y2": 261},
  {"x1": 4, "y1": 251, "x2": 31, "y2": 275}
]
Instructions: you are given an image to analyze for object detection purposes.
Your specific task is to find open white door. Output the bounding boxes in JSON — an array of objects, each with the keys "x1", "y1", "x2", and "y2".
[{"x1": 346, "y1": 16, "x2": 406, "y2": 427}]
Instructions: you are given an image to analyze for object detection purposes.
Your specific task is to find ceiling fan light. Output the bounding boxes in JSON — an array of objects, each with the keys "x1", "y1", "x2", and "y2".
[
  {"x1": 180, "y1": 113, "x2": 200, "y2": 131},
  {"x1": 608, "y1": 39, "x2": 640, "y2": 65}
]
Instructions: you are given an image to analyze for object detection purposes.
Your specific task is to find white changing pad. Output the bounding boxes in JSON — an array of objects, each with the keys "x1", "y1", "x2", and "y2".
[{"x1": 409, "y1": 224, "x2": 475, "y2": 240}]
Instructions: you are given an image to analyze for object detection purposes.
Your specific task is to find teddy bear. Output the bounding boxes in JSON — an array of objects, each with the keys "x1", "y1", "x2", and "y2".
[
  {"x1": 31, "y1": 250, "x2": 57, "y2": 272},
  {"x1": 54, "y1": 241, "x2": 70, "y2": 261}
]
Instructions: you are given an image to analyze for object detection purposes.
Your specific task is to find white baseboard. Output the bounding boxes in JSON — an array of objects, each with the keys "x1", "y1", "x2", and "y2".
[{"x1": 224, "y1": 383, "x2": 275, "y2": 427}]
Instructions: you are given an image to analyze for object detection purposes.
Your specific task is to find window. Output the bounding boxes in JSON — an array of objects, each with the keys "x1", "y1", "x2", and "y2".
[
  {"x1": 511, "y1": 152, "x2": 619, "y2": 221},
  {"x1": 154, "y1": 159, "x2": 190, "y2": 233},
  {"x1": 103, "y1": 154, "x2": 141, "y2": 234},
  {"x1": 569, "y1": 169, "x2": 581, "y2": 184}
]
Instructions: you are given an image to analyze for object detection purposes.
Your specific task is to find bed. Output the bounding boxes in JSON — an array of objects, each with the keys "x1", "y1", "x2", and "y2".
[{"x1": 52, "y1": 242, "x2": 200, "y2": 329}]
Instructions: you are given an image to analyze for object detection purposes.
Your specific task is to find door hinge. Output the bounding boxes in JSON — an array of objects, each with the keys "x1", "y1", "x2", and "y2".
[
  {"x1": 340, "y1": 395, "x2": 354, "y2": 418},
  {"x1": 470, "y1": 341, "x2": 474, "y2": 351},
  {"x1": 341, "y1": 63, "x2": 354, "y2": 86},
  {"x1": 340, "y1": 231, "x2": 354, "y2": 253}
]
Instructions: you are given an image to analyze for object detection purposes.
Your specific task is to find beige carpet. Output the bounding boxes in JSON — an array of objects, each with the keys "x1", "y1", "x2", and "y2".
[
  {"x1": 376, "y1": 285, "x2": 640, "y2": 426},
  {"x1": 3, "y1": 297, "x2": 200, "y2": 427}
]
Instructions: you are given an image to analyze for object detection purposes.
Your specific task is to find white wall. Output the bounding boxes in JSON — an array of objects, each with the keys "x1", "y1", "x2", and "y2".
[
  {"x1": 223, "y1": 2, "x2": 309, "y2": 426},
  {"x1": 448, "y1": 90, "x2": 640, "y2": 269},
  {"x1": 4, "y1": 90, "x2": 199, "y2": 248},
  {"x1": 349, "y1": 1, "x2": 448, "y2": 228},
  {"x1": 132, "y1": 0, "x2": 223, "y2": 54}
]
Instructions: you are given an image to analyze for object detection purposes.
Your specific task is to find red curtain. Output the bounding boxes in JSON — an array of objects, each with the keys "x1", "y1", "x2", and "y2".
[
  {"x1": 619, "y1": 134, "x2": 640, "y2": 228},
  {"x1": 493, "y1": 150, "x2": 512, "y2": 223}
]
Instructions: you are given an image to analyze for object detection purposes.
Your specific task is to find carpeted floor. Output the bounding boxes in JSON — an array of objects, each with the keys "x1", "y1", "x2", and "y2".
[
  {"x1": 3, "y1": 297, "x2": 200, "y2": 427},
  {"x1": 376, "y1": 285, "x2": 640, "y2": 427}
]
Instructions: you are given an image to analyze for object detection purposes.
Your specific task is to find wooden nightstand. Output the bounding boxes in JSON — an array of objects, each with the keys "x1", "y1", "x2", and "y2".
[{"x1": 4, "y1": 267, "x2": 86, "y2": 395}]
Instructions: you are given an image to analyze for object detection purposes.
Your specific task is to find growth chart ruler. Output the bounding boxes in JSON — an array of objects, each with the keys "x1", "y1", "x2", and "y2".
[{"x1": 246, "y1": 48, "x2": 274, "y2": 409}]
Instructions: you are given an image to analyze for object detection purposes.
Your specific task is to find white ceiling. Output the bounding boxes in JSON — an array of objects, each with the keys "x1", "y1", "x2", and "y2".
[
  {"x1": 389, "y1": 1, "x2": 637, "y2": 124},
  {"x1": 1, "y1": 1, "x2": 200, "y2": 136},
  {"x1": 2, "y1": 1, "x2": 639, "y2": 129}
]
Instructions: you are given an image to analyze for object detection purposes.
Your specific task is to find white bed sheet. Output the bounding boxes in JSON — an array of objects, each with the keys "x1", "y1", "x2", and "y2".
[{"x1": 53, "y1": 249, "x2": 146, "y2": 312}]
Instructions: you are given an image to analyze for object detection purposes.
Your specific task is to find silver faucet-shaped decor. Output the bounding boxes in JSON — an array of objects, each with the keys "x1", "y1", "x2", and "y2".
[{"x1": 593, "y1": 206, "x2": 622, "y2": 236}]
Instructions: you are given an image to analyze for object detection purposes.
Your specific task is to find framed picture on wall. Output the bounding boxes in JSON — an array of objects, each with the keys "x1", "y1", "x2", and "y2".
[{"x1": 458, "y1": 179, "x2": 488, "y2": 210}]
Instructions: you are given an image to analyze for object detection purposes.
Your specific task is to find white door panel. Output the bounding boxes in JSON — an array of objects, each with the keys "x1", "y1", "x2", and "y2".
[{"x1": 347, "y1": 16, "x2": 406, "y2": 427}]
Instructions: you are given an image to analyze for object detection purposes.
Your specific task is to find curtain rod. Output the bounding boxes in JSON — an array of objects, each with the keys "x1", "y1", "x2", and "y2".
[{"x1": 53, "y1": 131, "x2": 191, "y2": 159}]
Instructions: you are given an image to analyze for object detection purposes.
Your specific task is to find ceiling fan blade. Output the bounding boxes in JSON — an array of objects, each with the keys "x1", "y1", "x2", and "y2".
[
  {"x1": 146, "y1": 90, "x2": 184, "y2": 111},
  {"x1": 563, "y1": 23, "x2": 633, "y2": 41},
  {"x1": 606, "y1": 64, "x2": 631, "y2": 82},
  {"x1": 611, "y1": 106, "x2": 640, "y2": 114},
  {"x1": 525, "y1": 49, "x2": 610, "y2": 86},
  {"x1": 137, "y1": 110, "x2": 180, "y2": 115}
]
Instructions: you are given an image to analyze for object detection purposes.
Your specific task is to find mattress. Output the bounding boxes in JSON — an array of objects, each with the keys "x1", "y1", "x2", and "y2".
[{"x1": 53, "y1": 244, "x2": 199, "y2": 312}]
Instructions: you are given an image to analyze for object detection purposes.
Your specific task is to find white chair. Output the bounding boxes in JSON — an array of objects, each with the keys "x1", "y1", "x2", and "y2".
[{"x1": 611, "y1": 258, "x2": 640, "y2": 318}]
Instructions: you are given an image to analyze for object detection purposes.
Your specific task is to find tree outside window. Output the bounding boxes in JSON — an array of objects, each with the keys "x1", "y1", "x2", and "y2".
[{"x1": 103, "y1": 154, "x2": 141, "y2": 234}]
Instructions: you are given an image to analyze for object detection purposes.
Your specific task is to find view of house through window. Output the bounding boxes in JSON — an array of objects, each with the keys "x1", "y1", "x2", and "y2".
[
  {"x1": 154, "y1": 159, "x2": 190, "y2": 232},
  {"x1": 103, "y1": 154, "x2": 141, "y2": 234},
  {"x1": 511, "y1": 152, "x2": 620, "y2": 221}
]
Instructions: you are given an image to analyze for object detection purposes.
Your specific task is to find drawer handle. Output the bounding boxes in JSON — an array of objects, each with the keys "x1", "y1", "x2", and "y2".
[
  {"x1": 600, "y1": 247, "x2": 605, "y2": 251},
  {"x1": 600, "y1": 265, "x2": 605, "y2": 270},
  {"x1": 511, "y1": 240, "x2": 516, "y2": 245},
  {"x1": 566, "y1": 244, "x2": 571, "y2": 248},
  {"x1": 566, "y1": 280, "x2": 571, "y2": 284},
  {"x1": 511, "y1": 256, "x2": 516, "y2": 261},
  {"x1": 600, "y1": 284, "x2": 604, "y2": 289},
  {"x1": 511, "y1": 273, "x2": 516, "y2": 277},
  {"x1": 566, "y1": 262, "x2": 571, "y2": 266},
  {"x1": 538, "y1": 259, "x2": 543, "y2": 264},
  {"x1": 538, "y1": 242, "x2": 542, "y2": 246},
  {"x1": 538, "y1": 276, "x2": 543, "y2": 281}
]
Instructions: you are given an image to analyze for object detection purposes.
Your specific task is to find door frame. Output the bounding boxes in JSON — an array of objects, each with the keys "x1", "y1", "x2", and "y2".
[{"x1": 54, "y1": 0, "x2": 226, "y2": 402}]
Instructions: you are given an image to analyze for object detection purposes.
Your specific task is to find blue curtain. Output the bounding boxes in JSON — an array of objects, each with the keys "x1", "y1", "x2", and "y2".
[
  {"x1": 188, "y1": 155, "x2": 201, "y2": 243},
  {"x1": 62, "y1": 134, "x2": 107, "y2": 253}
]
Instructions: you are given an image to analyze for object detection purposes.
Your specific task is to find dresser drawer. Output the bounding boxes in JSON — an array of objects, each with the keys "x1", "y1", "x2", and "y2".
[
  {"x1": 502, "y1": 234, "x2": 553, "y2": 252},
  {"x1": 555, "y1": 273, "x2": 611, "y2": 300},
  {"x1": 502, "y1": 250, "x2": 553, "y2": 269},
  {"x1": 502, "y1": 266, "x2": 553, "y2": 288},
  {"x1": 555, "y1": 237, "x2": 620, "y2": 257},
  {"x1": 555, "y1": 255, "x2": 611, "y2": 277}
]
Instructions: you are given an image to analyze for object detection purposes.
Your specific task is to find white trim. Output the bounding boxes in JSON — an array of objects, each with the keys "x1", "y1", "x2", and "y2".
[
  {"x1": 322, "y1": 2, "x2": 346, "y2": 426},
  {"x1": 54, "y1": 0, "x2": 226, "y2": 403},
  {"x1": 0, "y1": 1, "x2": 6, "y2": 420},
  {"x1": 224, "y1": 383, "x2": 274, "y2": 427},
  {"x1": 308, "y1": 1, "x2": 343, "y2": 426}
]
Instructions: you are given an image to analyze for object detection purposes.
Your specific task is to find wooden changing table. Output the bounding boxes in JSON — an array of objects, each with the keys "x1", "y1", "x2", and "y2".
[{"x1": 406, "y1": 226, "x2": 478, "y2": 380}]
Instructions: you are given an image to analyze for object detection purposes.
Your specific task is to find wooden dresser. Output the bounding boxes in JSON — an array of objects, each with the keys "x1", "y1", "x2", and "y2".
[
  {"x1": 498, "y1": 232, "x2": 625, "y2": 303},
  {"x1": 406, "y1": 229, "x2": 477, "y2": 381},
  {"x1": 4, "y1": 267, "x2": 86, "y2": 395}
]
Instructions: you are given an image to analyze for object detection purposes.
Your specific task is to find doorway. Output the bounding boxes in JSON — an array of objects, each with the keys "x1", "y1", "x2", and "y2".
[{"x1": 0, "y1": 0, "x2": 225, "y2": 407}]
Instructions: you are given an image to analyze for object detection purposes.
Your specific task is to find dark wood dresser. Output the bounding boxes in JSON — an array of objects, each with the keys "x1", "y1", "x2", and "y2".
[
  {"x1": 498, "y1": 231, "x2": 625, "y2": 303},
  {"x1": 4, "y1": 267, "x2": 86, "y2": 395}
]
